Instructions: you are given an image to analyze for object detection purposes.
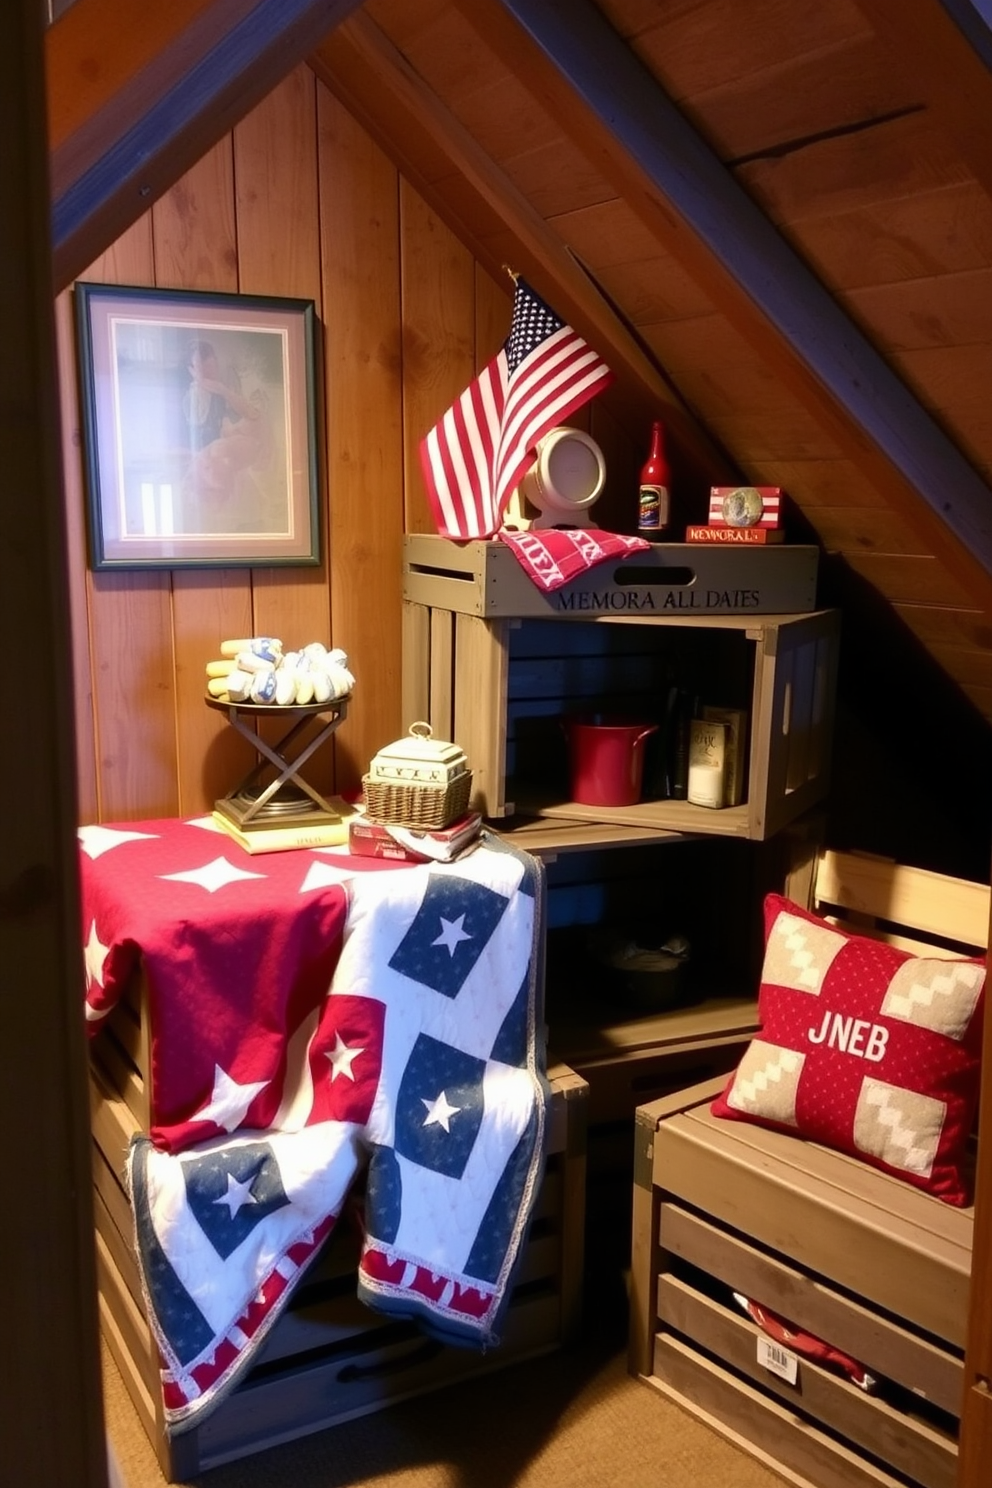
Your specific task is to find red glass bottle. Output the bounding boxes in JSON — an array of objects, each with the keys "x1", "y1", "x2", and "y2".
[{"x1": 638, "y1": 419, "x2": 670, "y2": 536}]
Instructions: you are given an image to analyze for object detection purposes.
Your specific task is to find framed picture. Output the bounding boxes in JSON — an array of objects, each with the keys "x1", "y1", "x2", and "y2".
[{"x1": 74, "y1": 283, "x2": 321, "y2": 569}]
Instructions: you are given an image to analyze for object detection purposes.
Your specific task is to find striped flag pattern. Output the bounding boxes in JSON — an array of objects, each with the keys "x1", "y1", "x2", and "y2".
[{"x1": 420, "y1": 277, "x2": 614, "y2": 539}]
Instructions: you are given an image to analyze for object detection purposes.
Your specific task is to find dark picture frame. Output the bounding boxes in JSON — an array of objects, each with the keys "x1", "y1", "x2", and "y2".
[{"x1": 74, "y1": 283, "x2": 321, "y2": 569}]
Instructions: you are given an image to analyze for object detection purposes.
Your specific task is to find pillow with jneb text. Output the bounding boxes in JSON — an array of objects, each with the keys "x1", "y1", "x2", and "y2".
[{"x1": 711, "y1": 893, "x2": 986, "y2": 1206}]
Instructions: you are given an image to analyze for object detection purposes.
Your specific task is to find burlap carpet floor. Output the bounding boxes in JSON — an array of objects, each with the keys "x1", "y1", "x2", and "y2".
[{"x1": 103, "y1": 1258, "x2": 785, "y2": 1488}]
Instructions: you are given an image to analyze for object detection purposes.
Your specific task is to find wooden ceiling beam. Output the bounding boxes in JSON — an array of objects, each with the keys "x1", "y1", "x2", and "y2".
[
  {"x1": 466, "y1": 0, "x2": 992, "y2": 609},
  {"x1": 309, "y1": 13, "x2": 735, "y2": 481},
  {"x1": 45, "y1": 0, "x2": 363, "y2": 291}
]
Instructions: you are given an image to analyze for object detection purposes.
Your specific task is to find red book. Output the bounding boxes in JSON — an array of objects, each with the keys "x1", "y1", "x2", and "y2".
[
  {"x1": 685, "y1": 525, "x2": 785, "y2": 545},
  {"x1": 349, "y1": 812, "x2": 483, "y2": 863}
]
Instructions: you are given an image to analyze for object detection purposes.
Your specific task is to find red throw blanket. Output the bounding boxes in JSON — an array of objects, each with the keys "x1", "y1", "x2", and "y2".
[
  {"x1": 80, "y1": 815, "x2": 403, "y2": 1149},
  {"x1": 497, "y1": 527, "x2": 650, "y2": 591}
]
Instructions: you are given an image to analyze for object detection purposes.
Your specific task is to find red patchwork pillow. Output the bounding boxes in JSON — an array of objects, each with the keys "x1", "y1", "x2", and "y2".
[{"x1": 711, "y1": 894, "x2": 986, "y2": 1205}]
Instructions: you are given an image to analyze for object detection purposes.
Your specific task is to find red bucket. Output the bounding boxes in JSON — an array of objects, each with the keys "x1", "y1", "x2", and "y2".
[{"x1": 564, "y1": 716, "x2": 658, "y2": 807}]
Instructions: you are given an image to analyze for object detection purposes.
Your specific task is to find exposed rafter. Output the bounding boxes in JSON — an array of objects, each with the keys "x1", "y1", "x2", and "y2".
[
  {"x1": 46, "y1": 0, "x2": 363, "y2": 289},
  {"x1": 461, "y1": 0, "x2": 992, "y2": 609}
]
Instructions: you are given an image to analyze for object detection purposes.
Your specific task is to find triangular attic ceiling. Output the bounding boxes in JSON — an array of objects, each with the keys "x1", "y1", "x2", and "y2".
[{"x1": 47, "y1": 0, "x2": 992, "y2": 727}]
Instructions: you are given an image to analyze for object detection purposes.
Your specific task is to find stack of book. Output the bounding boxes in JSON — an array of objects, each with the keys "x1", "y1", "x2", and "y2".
[
  {"x1": 349, "y1": 812, "x2": 483, "y2": 863},
  {"x1": 211, "y1": 796, "x2": 361, "y2": 854}
]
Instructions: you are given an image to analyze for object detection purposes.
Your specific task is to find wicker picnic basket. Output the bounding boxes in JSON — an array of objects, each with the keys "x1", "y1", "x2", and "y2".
[{"x1": 363, "y1": 723, "x2": 472, "y2": 829}]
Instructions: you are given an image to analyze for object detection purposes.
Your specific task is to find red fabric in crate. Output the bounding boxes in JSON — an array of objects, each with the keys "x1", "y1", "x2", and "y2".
[{"x1": 497, "y1": 527, "x2": 650, "y2": 591}]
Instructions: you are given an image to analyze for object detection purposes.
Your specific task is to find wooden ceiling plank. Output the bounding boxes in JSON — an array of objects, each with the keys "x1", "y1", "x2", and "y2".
[
  {"x1": 803, "y1": 507, "x2": 931, "y2": 556},
  {"x1": 852, "y1": 0, "x2": 992, "y2": 204},
  {"x1": 703, "y1": 412, "x2": 844, "y2": 465},
  {"x1": 585, "y1": 254, "x2": 717, "y2": 327},
  {"x1": 679, "y1": 34, "x2": 920, "y2": 162},
  {"x1": 629, "y1": 0, "x2": 872, "y2": 103},
  {"x1": 756, "y1": 458, "x2": 890, "y2": 509},
  {"x1": 926, "y1": 644, "x2": 992, "y2": 688},
  {"x1": 548, "y1": 198, "x2": 673, "y2": 267},
  {"x1": 843, "y1": 553, "x2": 978, "y2": 607},
  {"x1": 842, "y1": 268, "x2": 992, "y2": 351},
  {"x1": 795, "y1": 182, "x2": 992, "y2": 290},
  {"x1": 892, "y1": 343, "x2": 992, "y2": 470},
  {"x1": 310, "y1": 13, "x2": 735, "y2": 477},
  {"x1": 469, "y1": 0, "x2": 992, "y2": 607},
  {"x1": 738, "y1": 111, "x2": 970, "y2": 227},
  {"x1": 46, "y1": 0, "x2": 364, "y2": 290},
  {"x1": 893, "y1": 602, "x2": 992, "y2": 650}
]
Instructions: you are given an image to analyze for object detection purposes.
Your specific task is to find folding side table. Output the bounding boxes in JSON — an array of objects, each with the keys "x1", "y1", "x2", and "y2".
[{"x1": 206, "y1": 695, "x2": 350, "y2": 828}]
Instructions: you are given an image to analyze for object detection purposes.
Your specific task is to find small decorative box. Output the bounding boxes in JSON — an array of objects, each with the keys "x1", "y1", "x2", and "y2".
[
  {"x1": 364, "y1": 723, "x2": 472, "y2": 828},
  {"x1": 368, "y1": 722, "x2": 467, "y2": 785}
]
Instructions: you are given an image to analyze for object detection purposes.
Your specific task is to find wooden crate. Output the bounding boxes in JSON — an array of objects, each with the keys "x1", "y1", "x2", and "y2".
[
  {"x1": 539, "y1": 833, "x2": 781, "y2": 1126},
  {"x1": 403, "y1": 534, "x2": 820, "y2": 618},
  {"x1": 402, "y1": 541, "x2": 839, "y2": 841},
  {"x1": 628, "y1": 848, "x2": 988, "y2": 1488},
  {"x1": 90, "y1": 984, "x2": 588, "y2": 1481}
]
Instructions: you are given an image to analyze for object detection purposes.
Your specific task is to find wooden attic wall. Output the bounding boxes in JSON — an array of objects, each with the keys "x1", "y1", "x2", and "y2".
[
  {"x1": 57, "y1": 53, "x2": 992, "y2": 882},
  {"x1": 57, "y1": 64, "x2": 519, "y2": 825}
]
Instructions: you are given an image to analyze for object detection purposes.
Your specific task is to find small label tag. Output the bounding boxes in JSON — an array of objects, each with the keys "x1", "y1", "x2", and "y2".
[{"x1": 756, "y1": 1335, "x2": 799, "y2": 1384}]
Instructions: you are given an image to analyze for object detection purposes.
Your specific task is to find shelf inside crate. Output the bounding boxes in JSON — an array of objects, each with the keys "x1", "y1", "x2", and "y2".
[
  {"x1": 545, "y1": 980, "x2": 759, "y2": 1066},
  {"x1": 511, "y1": 792, "x2": 753, "y2": 839},
  {"x1": 493, "y1": 813, "x2": 686, "y2": 855}
]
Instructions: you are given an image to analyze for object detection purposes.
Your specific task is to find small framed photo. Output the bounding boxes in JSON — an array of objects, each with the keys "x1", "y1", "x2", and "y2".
[{"x1": 74, "y1": 283, "x2": 321, "y2": 569}]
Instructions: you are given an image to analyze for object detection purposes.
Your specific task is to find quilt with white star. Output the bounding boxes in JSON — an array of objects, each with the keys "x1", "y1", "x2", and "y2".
[{"x1": 80, "y1": 816, "x2": 549, "y2": 1433}]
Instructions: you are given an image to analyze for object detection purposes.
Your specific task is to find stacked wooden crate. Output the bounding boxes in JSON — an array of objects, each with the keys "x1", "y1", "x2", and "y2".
[
  {"x1": 90, "y1": 972, "x2": 588, "y2": 1481},
  {"x1": 402, "y1": 536, "x2": 840, "y2": 1126},
  {"x1": 629, "y1": 850, "x2": 985, "y2": 1488}
]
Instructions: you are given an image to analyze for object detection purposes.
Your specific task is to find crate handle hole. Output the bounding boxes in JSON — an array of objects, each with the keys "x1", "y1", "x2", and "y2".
[{"x1": 614, "y1": 566, "x2": 695, "y2": 587}]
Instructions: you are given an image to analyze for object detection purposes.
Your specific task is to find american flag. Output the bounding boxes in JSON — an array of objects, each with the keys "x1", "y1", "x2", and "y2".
[{"x1": 420, "y1": 276, "x2": 614, "y2": 540}]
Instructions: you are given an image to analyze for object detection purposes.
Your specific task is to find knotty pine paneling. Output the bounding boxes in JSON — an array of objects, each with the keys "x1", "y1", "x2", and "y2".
[
  {"x1": 75, "y1": 215, "x2": 181, "y2": 823},
  {"x1": 151, "y1": 138, "x2": 255, "y2": 818},
  {"x1": 233, "y1": 69, "x2": 336, "y2": 798},
  {"x1": 318, "y1": 85, "x2": 404, "y2": 786},
  {"x1": 400, "y1": 187, "x2": 478, "y2": 536},
  {"x1": 58, "y1": 67, "x2": 503, "y2": 823}
]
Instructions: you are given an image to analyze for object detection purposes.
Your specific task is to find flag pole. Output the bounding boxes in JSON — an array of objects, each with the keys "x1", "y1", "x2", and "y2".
[{"x1": 502, "y1": 264, "x2": 519, "y2": 284}]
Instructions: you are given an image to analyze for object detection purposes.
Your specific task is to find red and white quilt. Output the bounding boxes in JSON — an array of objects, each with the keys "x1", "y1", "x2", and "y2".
[{"x1": 80, "y1": 817, "x2": 549, "y2": 1432}]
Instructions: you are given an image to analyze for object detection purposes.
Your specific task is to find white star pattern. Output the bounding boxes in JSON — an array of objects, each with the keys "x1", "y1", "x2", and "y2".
[
  {"x1": 433, "y1": 914, "x2": 471, "y2": 956},
  {"x1": 160, "y1": 856, "x2": 266, "y2": 893},
  {"x1": 215, "y1": 1172, "x2": 257, "y2": 1219},
  {"x1": 421, "y1": 1090, "x2": 461, "y2": 1131},
  {"x1": 84, "y1": 919, "x2": 110, "y2": 990},
  {"x1": 78, "y1": 824, "x2": 158, "y2": 859},
  {"x1": 504, "y1": 281, "x2": 564, "y2": 373},
  {"x1": 326, "y1": 1033, "x2": 365, "y2": 1082},
  {"x1": 300, "y1": 860, "x2": 356, "y2": 894},
  {"x1": 187, "y1": 815, "x2": 226, "y2": 834},
  {"x1": 194, "y1": 1065, "x2": 269, "y2": 1132}
]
